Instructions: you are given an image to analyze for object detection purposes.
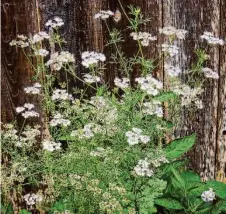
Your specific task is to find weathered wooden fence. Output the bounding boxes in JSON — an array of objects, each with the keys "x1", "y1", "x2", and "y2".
[{"x1": 1, "y1": 0, "x2": 226, "y2": 181}]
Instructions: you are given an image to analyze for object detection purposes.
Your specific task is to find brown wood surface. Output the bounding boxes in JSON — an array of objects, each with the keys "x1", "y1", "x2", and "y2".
[{"x1": 1, "y1": 0, "x2": 226, "y2": 181}]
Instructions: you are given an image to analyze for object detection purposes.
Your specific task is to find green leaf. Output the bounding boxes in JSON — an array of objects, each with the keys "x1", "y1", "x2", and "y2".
[
  {"x1": 188, "y1": 182, "x2": 208, "y2": 196},
  {"x1": 206, "y1": 181, "x2": 226, "y2": 199},
  {"x1": 1, "y1": 204, "x2": 14, "y2": 214},
  {"x1": 155, "y1": 198, "x2": 184, "y2": 210},
  {"x1": 181, "y1": 171, "x2": 201, "y2": 183},
  {"x1": 164, "y1": 134, "x2": 196, "y2": 160},
  {"x1": 211, "y1": 199, "x2": 226, "y2": 214},
  {"x1": 19, "y1": 210, "x2": 32, "y2": 214},
  {"x1": 58, "y1": 135, "x2": 77, "y2": 141},
  {"x1": 153, "y1": 92, "x2": 178, "y2": 102}
]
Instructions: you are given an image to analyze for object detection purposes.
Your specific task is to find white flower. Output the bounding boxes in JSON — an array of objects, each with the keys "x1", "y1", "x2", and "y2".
[
  {"x1": 83, "y1": 74, "x2": 101, "y2": 83},
  {"x1": 176, "y1": 29, "x2": 188, "y2": 39},
  {"x1": 24, "y1": 83, "x2": 42, "y2": 94},
  {"x1": 201, "y1": 32, "x2": 225, "y2": 45},
  {"x1": 42, "y1": 140, "x2": 61, "y2": 152},
  {"x1": 164, "y1": 64, "x2": 181, "y2": 77},
  {"x1": 16, "y1": 104, "x2": 39, "y2": 118},
  {"x1": 201, "y1": 188, "x2": 215, "y2": 202},
  {"x1": 34, "y1": 49, "x2": 49, "y2": 56},
  {"x1": 81, "y1": 51, "x2": 106, "y2": 68},
  {"x1": 50, "y1": 113, "x2": 71, "y2": 127},
  {"x1": 195, "y1": 100, "x2": 203, "y2": 109},
  {"x1": 114, "y1": 77, "x2": 130, "y2": 89},
  {"x1": 17, "y1": 34, "x2": 28, "y2": 40},
  {"x1": 24, "y1": 193, "x2": 43, "y2": 206},
  {"x1": 22, "y1": 111, "x2": 39, "y2": 119},
  {"x1": 135, "y1": 75, "x2": 163, "y2": 96},
  {"x1": 9, "y1": 40, "x2": 17, "y2": 46},
  {"x1": 31, "y1": 31, "x2": 50, "y2": 44},
  {"x1": 24, "y1": 103, "x2": 34, "y2": 110},
  {"x1": 71, "y1": 124, "x2": 97, "y2": 139},
  {"x1": 159, "y1": 26, "x2": 176, "y2": 36},
  {"x1": 126, "y1": 128, "x2": 150, "y2": 145},
  {"x1": 46, "y1": 51, "x2": 75, "y2": 70},
  {"x1": 162, "y1": 44, "x2": 179, "y2": 56},
  {"x1": 45, "y1": 17, "x2": 64, "y2": 28},
  {"x1": 143, "y1": 101, "x2": 163, "y2": 117},
  {"x1": 134, "y1": 159, "x2": 154, "y2": 177},
  {"x1": 94, "y1": 10, "x2": 114, "y2": 20},
  {"x1": 51, "y1": 89, "x2": 72, "y2": 101},
  {"x1": 139, "y1": 135, "x2": 150, "y2": 144},
  {"x1": 16, "y1": 107, "x2": 25, "y2": 113},
  {"x1": 130, "y1": 32, "x2": 157, "y2": 46},
  {"x1": 202, "y1": 67, "x2": 219, "y2": 79},
  {"x1": 159, "y1": 27, "x2": 187, "y2": 39}
]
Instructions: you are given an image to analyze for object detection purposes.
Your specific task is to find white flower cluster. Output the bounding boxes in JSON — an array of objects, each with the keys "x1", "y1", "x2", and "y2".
[
  {"x1": 89, "y1": 96, "x2": 108, "y2": 109},
  {"x1": 50, "y1": 113, "x2": 71, "y2": 127},
  {"x1": 24, "y1": 83, "x2": 42, "y2": 94},
  {"x1": 51, "y1": 89, "x2": 73, "y2": 101},
  {"x1": 126, "y1": 128, "x2": 150, "y2": 145},
  {"x1": 89, "y1": 96, "x2": 118, "y2": 129},
  {"x1": 94, "y1": 10, "x2": 114, "y2": 20},
  {"x1": 10, "y1": 35, "x2": 29, "y2": 48},
  {"x1": 83, "y1": 74, "x2": 101, "y2": 83},
  {"x1": 172, "y1": 84, "x2": 203, "y2": 108},
  {"x1": 81, "y1": 51, "x2": 106, "y2": 68},
  {"x1": 164, "y1": 64, "x2": 181, "y2": 77},
  {"x1": 24, "y1": 193, "x2": 43, "y2": 206},
  {"x1": 42, "y1": 139, "x2": 61, "y2": 152},
  {"x1": 16, "y1": 103, "x2": 39, "y2": 118},
  {"x1": 31, "y1": 31, "x2": 50, "y2": 44},
  {"x1": 201, "y1": 32, "x2": 225, "y2": 45},
  {"x1": 134, "y1": 159, "x2": 154, "y2": 177},
  {"x1": 130, "y1": 32, "x2": 157, "y2": 46},
  {"x1": 201, "y1": 188, "x2": 215, "y2": 202},
  {"x1": 143, "y1": 101, "x2": 163, "y2": 117},
  {"x1": 135, "y1": 75, "x2": 163, "y2": 96},
  {"x1": 90, "y1": 147, "x2": 112, "y2": 158},
  {"x1": 202, "y1": 67, "x2": 219, "y2": 79},
  {"x1": 114, "y1": 77, "x2": 130, "y2": 89},
  {"x1": 150, "y1": 156, "x2": 169, "y2": 167},
  {"x1": 45, "y1": 17, "x2": 64, "y2": 28},
  {"x1": 16, "y1": 125, "x2": 41, "y2": 147},
  {"x1": 159, "y1": 26, "x2": 188, "y2": 39},
  {"x1": 162, "y1": 44, "x2": 179, "y2": 56},
  {"x1": 34, "y1": 48, "x2": 49, "y2": 57},
  {"x1": 46, "y1": 51, "x2": 75, "y2": 71},
  {"x1": 71, "y1": 123, "x2": 102, "y2": 139}
]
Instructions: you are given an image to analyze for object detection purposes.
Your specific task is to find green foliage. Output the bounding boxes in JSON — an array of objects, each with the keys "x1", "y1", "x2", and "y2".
[
  {"x1": 19, "y1": 210, "x2": 32, "y2": 214},
  {"x1": 164, "y1": 134, "x2": 196, "y2": 160},
  {"x1": 155, "y1": 198, "x2": 184, "y2": 210},
  {"x1": 206, "y1": 181, "x2": 226, "y2": 199},
  {"x1": 2, "y1": 3, "x2": 225, "y2": 214}
]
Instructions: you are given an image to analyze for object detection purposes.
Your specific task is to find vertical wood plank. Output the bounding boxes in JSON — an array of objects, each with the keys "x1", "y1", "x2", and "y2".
[
  {"x1": 1, "y1": 0, "x2": 39, "y2": 123},
  {"x1": 216, "y1": 0, "x2": 226, "y2": 182},
  {"x1": 162, "y1": 0, "x2": 221, "y2": 180}
]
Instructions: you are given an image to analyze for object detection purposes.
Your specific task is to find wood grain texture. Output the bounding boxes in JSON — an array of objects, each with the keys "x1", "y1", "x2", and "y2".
[
  {"x1": 1, "y1": 0, "x2": 39, "y2": 123},
  {"x1": 216, "y1": 0, "x2": 226, "y2": 182},
  {"x1": 163, "y1": 0, "x2": 222, "y2": 180}
]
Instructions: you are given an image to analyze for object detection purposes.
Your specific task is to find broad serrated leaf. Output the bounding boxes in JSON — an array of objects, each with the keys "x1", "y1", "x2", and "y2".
[
  {"x1": 206, "y1": 181, "x2": 226, "y2": 199},
  {"x1": 155, "y1": 198, "x2": 184, "y2": 210},
  {"x1": 164, "y1": 134, "x2": 196, "y2": 160}
]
